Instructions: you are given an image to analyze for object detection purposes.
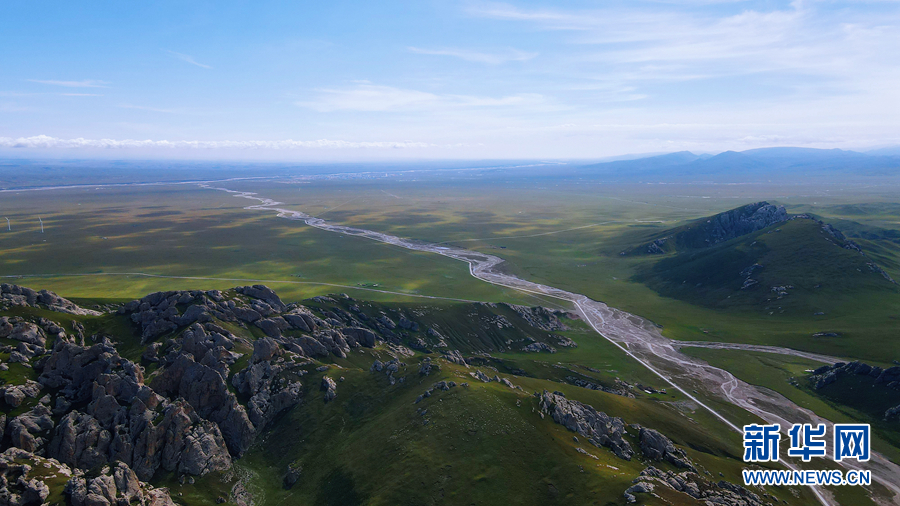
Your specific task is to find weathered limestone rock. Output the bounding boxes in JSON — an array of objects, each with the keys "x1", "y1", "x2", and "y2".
[
  {"x1": 539, "y1": 390, "x2": 634, "y2": 460},
  {"x1": 321, "y1": 376, "x2": 337, "y2": 403},
  {"x1": 151, "y1": 354, "x2": 255, "y2": 456}
]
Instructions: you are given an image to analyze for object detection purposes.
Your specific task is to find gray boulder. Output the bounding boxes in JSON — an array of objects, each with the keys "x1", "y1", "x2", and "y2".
[
  {"x1": 539, "y1": 390, "x2": 634, "y2": 461},
  {"x1": 321, "y1": 376, "x2": 337, "y2": 403}
]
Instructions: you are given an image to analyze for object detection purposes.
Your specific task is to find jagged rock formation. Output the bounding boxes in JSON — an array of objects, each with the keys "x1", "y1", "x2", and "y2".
[
  {"x1": 65, "y1": 461, "x2": 178, "y2": 506},
  {"x1": 537, "y1": 392, "x2": 766, "y2": 504},
  {"x1": 0, "y1": 447, "x2": 60, "y2": 506},
  {"x1": 320, "y1": 376, "x2": 337, "y2": 403},
  {"x1": 0, "y1": 446, "x2": 178, "y2": 506},
  {"x1": 539, "y1": 390, "x2": 635, "y2": 460},
  {"x1": 151, "y1": 353, "x2": 255, "y2": 457},
  {"x1": 119, "y1": 287, "x2": 381, "y2": 362},
  {"x1": 810, "y1": 361, "x2": 900, "y2": 391},
  {"x1": 38, "y1": 341, "x2": 234, "y2": 479},
  {"x1": 0, "y1": 285, "x2": 338, "y2": 502},
  {"x1": 440, "y1": 350, "x2": 467, "y2": 367},
  {"x1": 809, "y1": 361, "x2": 900, "y2": 420},
  {"x1": 0, "y1": 283, "x2": 646, "y2": 504},
  {"x1": 0, "y1": 284, "x2": 102, "y2": 316},
  {"x1": 626, "y1": 466, "x2": 773, "y2": 506},
  {"x1": 231, "y1": 338, "x2": 304, "y2": 428},
  {"x1": 564, "y1": 376, "x2": 636, "y2": 398},
  {"x1": 500, "y1": 304, "x2": 570, "y2": 332},
  {"x1": 415, "y1": 380, "x2": 457, "y2": 404},
  {"x1": 539, "y1": 390, "x2": 691, "y2": 468},
  {"x1": 635, "y1": 201, "x2": 788, "y2": 254}
]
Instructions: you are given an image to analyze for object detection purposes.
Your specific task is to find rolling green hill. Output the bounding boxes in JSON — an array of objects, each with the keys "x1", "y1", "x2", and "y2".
[
  {"x1": 0, "y1": 284, "x2": 832, "y2": 506},
  {"x1": 630, "y1": 209, "x2": 898, "y2": 316}
]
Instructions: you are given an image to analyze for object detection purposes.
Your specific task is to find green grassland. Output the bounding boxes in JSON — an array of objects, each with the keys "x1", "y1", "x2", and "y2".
[
  {"x1": 1, "y1": 171, "x2": 899, "y2": 505},
  {"x1": 2, "y1": 281, "x2": 885, "y2": 505},
  {"x1": 5, "y1": 177, "x2": 898, "y2": 365},
  {"x1": 0, "y1": 184, "x2": 548, "y2": 306},
  {"x1": 212, "y1": 177, "x2": 900, "y2": 362}
]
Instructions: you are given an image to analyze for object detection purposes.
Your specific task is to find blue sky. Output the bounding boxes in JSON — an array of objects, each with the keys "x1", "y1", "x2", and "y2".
[{"x1": 2, "y1": 0, "x2": 899, "y2": 160}]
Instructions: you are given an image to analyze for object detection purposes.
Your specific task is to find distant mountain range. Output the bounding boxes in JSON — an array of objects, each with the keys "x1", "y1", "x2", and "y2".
[{"x1": 578, "y1": 147, "x2": 900, "y2": 181}]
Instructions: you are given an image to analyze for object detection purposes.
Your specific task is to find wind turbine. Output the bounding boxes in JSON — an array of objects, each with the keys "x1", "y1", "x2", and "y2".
[
  {"x1": 4, "y1": 218, "x2": 8, "y2": 231},
  {"x1": 39, "y1": 216, "x2": 44, "y2": 233}
]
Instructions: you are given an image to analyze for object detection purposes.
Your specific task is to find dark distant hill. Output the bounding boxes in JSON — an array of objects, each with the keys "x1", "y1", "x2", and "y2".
[
  {"x1": 580, "y1": 147, "x2": 900, "y2": 181},
  {"x1": 866, "y1": 146, "x2": 900, "y2": 157},
  {"x1": 581, "y1": 151, "x2": 700, "y2": 176}
]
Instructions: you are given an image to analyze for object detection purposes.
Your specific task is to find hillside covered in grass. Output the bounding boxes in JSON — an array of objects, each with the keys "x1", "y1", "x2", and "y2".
[
  {"x1": 628, "y1": 205, "x2": 898, "y2": 316},
  {"x1": 0, "y1": 283, "x2": 830, "y2": 506}
]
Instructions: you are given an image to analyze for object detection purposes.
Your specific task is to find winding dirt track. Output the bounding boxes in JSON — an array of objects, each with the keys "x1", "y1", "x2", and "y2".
[{"x1": 205, "y1": 184, "x2": 900, "y2": 505}]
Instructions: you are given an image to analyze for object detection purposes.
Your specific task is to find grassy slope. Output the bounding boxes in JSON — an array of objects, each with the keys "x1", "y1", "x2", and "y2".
[
  {"x1": 633, "y1": 218, "x2": 897, "y2": 312},
  {"x1": 2, "y1": 294, "x2": 830, "y2": 506},
  {"x1": 237, "y1": 348, "x2": 820, "y2": 506}
]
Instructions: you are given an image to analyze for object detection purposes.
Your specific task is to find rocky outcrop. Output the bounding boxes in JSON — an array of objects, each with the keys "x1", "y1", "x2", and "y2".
[
  {"x1": 36, "y1": 340, "x2": 233, "y2": 480},
  {"x1": 0, "y1": 447, "x2": 177, "y2": 506},
  {"x1": 797, "y1": 215, "x2": 895, "y2": 284},
  {"x1": 809, "y1": 361, "x2": 898, "y2": 390},
  {"x1": 6, "y1": 405, "x2": 54, "y2": 454},
  {"x1": 564, "y1": 376, "x2": 635, "y2": 398},
  {"x1": 809, "y1": 361, "x2": 900, "y2": 420},
  {"x1": 686, "y1": 202, "x2": 788, "y2": 247},
  {"x1": 0, "y1": 381, "x2": 41, "y2": 408},
  {"x1": 235, "y1": 285, "x2": 286, "y2": 312},
  {"x1": 540, "y1": 390, "x2": 694, "y2": 469},
  {"x1": 523, "y1": 342, "x2": 555, "y2": 353},
  {"x1": 151, "y1": 353, "x2": 255, "y2": 456},
  {"x1": 627, "y1": 466, "x2": 773, "y2": 506},
  {"x1": 637, "y1": 427, "x2": 692, "y2": 469},
  {"x1": 0, "y1": 319, "x2": 46, "y2": 348},
  {"x1": 121, "y1": 285, "x2": 295, "y2": 342},
  {"x1": 65, "y1": 461, "x2": 178, "y2": 506},
  {"x1": 321, "y1": 376, "x2": 337, "y2": 403},
  {"x1": 501, "y1": 304, "x2": 570, "y2": 331},
  {"x1": 0, "y1": 284, "x2": 101, "y2": 316},
  {"x1": 0, "y1": 447, "x2": 68, "y2": 506},
  {"x1": 283, "y1": 462, "x2": 302, "y2": 489},
  {"x1": 231, "y1": 338, "x2": 303, "y2": 429},
  {"x1": 339, "y1": 327, "x2": 376, "y2": 348},
  {"x1": 119, "y1": 286, "x2": 379, "y2": 366},
  {"x1": 415, "y1": 380, "x2": 457, "y2": 404},
  {"x1": 0, "y1": 285, "x2": 422, "y2": 501},
  {"x1": 440, "y1": 350, "x2": 467, "y2": 367},
  {"x1": 636, "y1": 202, "x2": 788, "y2": 254},
  {"x1": 539, "y1": 390, "x2": 634, "y2": 460}
]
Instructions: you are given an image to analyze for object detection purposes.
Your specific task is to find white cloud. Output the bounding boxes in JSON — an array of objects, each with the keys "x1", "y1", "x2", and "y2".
[
  {"x1": 467, "y1": 1, "x2": 900, "y2": 88},
  {"x1": 28, "y1": 79, "x2": 109, "y2": 88},
  {"x1": 408, "y1": 46, "x2": 537, "y2": 64},
  {"x1": 165, "y1": 50, "x2": 212, "y2": 69},
  {"x1": 0, "y1": 135, "x2": 434, "y2": 150},
  {"x1": 296, "y1": 83, "x2": 544, "y2": 112}
]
